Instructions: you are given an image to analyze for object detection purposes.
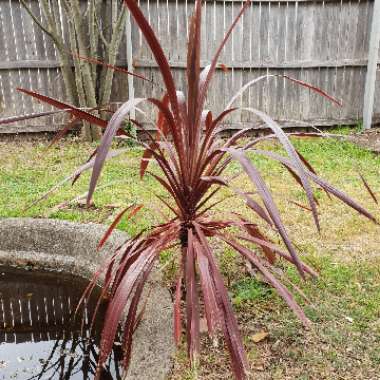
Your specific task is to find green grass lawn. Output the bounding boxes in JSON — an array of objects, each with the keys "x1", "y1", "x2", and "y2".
[{"x1": 0, "y1": 132, "x2": 379, "y2": 379}]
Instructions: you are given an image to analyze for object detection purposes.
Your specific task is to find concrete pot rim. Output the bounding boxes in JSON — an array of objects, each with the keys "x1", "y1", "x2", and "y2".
[{"x1": 0, "y1": 217, "x2": 127, "y2": 278}]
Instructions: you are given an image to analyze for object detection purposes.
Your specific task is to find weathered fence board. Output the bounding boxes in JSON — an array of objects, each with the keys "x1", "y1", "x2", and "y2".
[
  {"x1": 364, "y1": 0, "x2": 380, "y2": 128},
  {"x1": 0, "y1": 0, "x2": 379, "y2": 133}
]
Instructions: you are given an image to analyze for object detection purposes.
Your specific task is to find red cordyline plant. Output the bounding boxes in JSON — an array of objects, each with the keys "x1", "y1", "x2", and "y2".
[{"x1": 5, "y1": 0, "x2": 378, "y2": 378}]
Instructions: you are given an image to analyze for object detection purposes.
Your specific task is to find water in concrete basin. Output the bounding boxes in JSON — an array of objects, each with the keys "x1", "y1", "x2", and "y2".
[{"x1": 0, "y1": 266, "x2": 123, "y2": 380}]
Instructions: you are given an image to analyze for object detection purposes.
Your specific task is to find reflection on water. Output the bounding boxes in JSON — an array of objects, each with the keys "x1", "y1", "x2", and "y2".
[{"x1": 0, "y1": 266, "x2": 122, "y2": 380}]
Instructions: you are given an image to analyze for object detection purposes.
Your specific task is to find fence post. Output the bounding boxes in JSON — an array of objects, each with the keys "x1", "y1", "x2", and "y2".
[
  {"x1": 363, "y1": 0, "x2": 380, "y2": 130},
  {"x1": 126, "y1": 8, "x2": 135, "y2": 120}
]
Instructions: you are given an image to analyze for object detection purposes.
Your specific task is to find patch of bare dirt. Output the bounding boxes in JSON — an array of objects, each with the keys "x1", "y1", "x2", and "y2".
[{"x1": 348, "y1": 128, "x2": 380, "y2": 153}]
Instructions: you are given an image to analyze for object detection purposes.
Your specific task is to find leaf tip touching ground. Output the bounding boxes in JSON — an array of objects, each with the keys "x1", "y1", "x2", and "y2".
[{"x1": 358, "y1": 172, "x2": 378, "y2": 205}]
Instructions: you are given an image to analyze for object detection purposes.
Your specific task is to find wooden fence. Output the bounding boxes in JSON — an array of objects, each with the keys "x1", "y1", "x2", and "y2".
[{"x1": 0, "y1": 0, "x2": 379, "y2": 133}]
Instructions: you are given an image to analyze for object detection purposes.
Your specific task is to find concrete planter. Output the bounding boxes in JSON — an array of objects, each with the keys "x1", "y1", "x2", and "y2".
[{"x1": 0, "y1": 217, "x2": 174, "y2": 380}]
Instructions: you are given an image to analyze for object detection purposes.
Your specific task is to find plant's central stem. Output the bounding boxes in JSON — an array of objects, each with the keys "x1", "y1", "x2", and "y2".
[{"x1": 180, "y1": 223, "x2": 191, "y2": 248}]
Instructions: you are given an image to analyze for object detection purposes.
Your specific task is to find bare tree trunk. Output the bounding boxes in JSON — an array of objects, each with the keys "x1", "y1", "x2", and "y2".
[
  {"x1": 66, "y1": 12, "x2": 92, "y2": 141},
  {"x1": 21, "y1": 0, "x2": 130, "y2": 141},
  {"x1": 21, "y1": 0, "x2": 77, "y2": 104},
  {"x1": 68, "y1": 0, "x2": 101, "y2": 140},
  {"x1": 99, "y1": 7, "x2": 127, "y2": 110}
]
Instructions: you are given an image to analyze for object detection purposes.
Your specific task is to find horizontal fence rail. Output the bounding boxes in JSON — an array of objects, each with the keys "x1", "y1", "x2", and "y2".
[{"x1": 0, "y1": 0, "x2": 379, "y2": 133}]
